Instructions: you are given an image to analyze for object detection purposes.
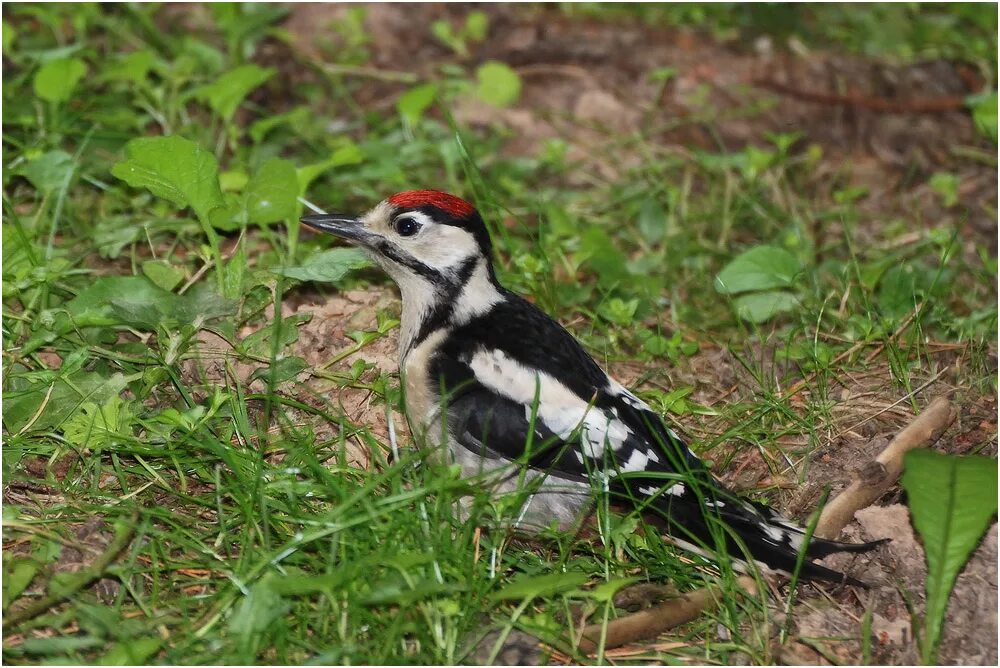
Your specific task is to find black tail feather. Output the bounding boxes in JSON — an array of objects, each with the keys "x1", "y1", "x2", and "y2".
[{"x1": 645, "y1": 491, "x2": 887, "y2": 586}]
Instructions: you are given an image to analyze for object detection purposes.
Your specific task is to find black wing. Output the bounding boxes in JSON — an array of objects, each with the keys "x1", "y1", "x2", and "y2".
[{"x1": 431, "y1": 294, "x2": 882, "y2": 583}]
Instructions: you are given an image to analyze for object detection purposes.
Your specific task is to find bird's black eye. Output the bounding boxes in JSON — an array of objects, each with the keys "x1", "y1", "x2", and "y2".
[{"x1": 393, "y1": 216, "x2": 421, "y2": 237}]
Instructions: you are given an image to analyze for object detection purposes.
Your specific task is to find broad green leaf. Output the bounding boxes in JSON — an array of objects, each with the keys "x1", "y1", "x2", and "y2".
[
  {"x1": 490, "y1": 571, "x2": 588, "y2": 601},
  {"x1": 267, "y1": 570, "x2": 355, "y2": 595},
  {"x1": 579, "y1": 227, "x2": 628, "y2": 285},
  {"x1": 245, "y1": 158, "x2": 298, "y2": 225},
  {"x1": 111, "y1": 135, "x2": 225, "y2": 225},
  {"x1": 274, "y1": 248, "x2": 370, "y2": 283},
  {"x1": 733, "y1": 291, "x2": 799, "y2": 323},
  {"x1": 142, "y1": 260, "x2": 185, "y2": 291},
  {"x1": 177, "y1": 36, "x2": 225, "y2": 75},
  {"x1": 928, "y1": 172, "x2": 959, "y2": 207},
  {"x1": 93, "y1": 219, "x2": 142, "y2": 260},
  {"x1": 103, "y1": 49, "x2": 154, "y2": 83},
  {"x1": 249, "y1": 105, "x2": 309, "y2": 143},
  {"x1": 17, "y1": 150, "x2": 74, "y2": 196},
  {"x1": 239, "y1": 313, "x2": 310, "y2": 358},
  {"x1": 2, "y1": 371, "x2": 127, "y2": 434},
  {"x1": 249, "y1": 356, "x2": 309, "y2": 385},
  {"x1": 296, "y1": 142, "x2": 364, "y2": 196},
  {"x1": 715, "y1": 245, "x2": 801, "y2": 294},
  {"x1": 228, "y1": 576, "x2": 290, "y2": 654},
  {"x1": 397, "y1": 83, "x2": 438, "y2": 125},
  {"x1": 431, "y1": 20, "x2": 462, "y2": 56},
  {"x1": 878, "y1": 263, "x2": 925, "y2": 320},
  {"x1": 901, "y1": 450, "x2": 998, "y2": 664},
  {"x1": 361, "y1": 580, "x2": 466, "y2": 606},
  {"x1": 597, "y1": 297, "x2": 639, "y2": 325},
  {"x1": 196, "y1": 64, "x2": 274, "y2": 121},
  {"x1": 33, "y1": 57, "x2": 87, "y2": 102},
  {"x1": 585, "y1": 577, "x2": 641, "y2": 603},
  {"x1": 96, "y1": 637, "x2": 162, "y2": 665},
  {"x1": 2, "y1": 558, "x2": 40, "y2": 609},
  {"x1": 81, "y1": 276, "x2": 184, "y2": 330},
  {"x1": 220, "y1": 170, "x2": 249, "y2": 192},
  {"x1": 474, "y1": 61, "x2": 521, "y2": 108},
  {"x1": 173, "y1": 282, "x2": 238, "y2": 323},
  {"x1": 2, "y1": 19, "x2": 15, "y2": 55},
  {"x1": 19, "y1": 636, "x2": 105, "y2": 655},
  {"x1": 61, "y1": 396, "x2": 134, "y2": 449},
  {"x1": 968, "y1": 90, "x2": 997, "y2": 144},
  {"x1": 21, "y1": 276, "x2": 235, "y2": 354},
  {"x1": 637, "y1": 197, "x2": 666, "y2": 244},
  {"x1": 464, "y1": 10, "x2": 489, "y2": 41}
]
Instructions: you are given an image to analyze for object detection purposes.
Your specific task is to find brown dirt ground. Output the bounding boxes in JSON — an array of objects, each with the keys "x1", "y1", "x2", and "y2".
[{"x1": 192, "y1": 3, "x2": 997, "y2": 664}]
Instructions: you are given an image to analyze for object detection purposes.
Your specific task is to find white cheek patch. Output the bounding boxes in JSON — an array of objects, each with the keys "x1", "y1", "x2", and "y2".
[{"x1": 410, "y1": 223, "x2": 479, "y2": 271}]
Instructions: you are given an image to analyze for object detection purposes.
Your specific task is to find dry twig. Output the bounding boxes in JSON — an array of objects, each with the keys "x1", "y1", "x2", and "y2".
[
  {"x1": 815, "y1": 395, "x2": 958, "y2": 539},
  {"x1": 577, "y1": 576, "x2": 757, "y2": 653},
  {"x1": 753, "y1": 79, "x2": 972, "y2": 114}
]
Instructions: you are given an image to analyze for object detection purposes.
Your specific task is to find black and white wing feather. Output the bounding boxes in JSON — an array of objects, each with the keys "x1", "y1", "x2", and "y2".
[{"x1": 431, "y1": 293, "x2": 881, "y2": 584}]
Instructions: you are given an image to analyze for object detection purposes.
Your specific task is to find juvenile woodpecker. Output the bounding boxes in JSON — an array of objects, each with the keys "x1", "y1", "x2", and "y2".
[{"x1": 301, "y1": 190, "x2": 879, "y2": 584}]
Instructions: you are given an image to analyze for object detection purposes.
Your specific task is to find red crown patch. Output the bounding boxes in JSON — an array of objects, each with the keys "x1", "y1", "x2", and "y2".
[{"x1": 387, "y1": 190, "x2": 475, "y2": 217}]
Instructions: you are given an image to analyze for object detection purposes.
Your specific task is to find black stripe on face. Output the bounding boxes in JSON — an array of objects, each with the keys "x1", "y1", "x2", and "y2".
[
  {"x1": 412, "y1": 256, "x2": 479, "y2": 347},
  {"x1": 372, "y1": 239, "x2": 442, "y2": 283}
]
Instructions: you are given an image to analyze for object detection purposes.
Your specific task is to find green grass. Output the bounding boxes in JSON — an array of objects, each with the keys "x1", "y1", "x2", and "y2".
[{"x1": 2, "y1": 3, "x2": 997, "y2": 665}]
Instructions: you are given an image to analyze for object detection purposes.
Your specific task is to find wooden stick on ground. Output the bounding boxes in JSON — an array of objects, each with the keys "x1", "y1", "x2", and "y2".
[
  {"x1": 577, "y1": 576, "x2": 757, "y2": 653},
  {"x1": 815, "y1": 395, "x2": 958, "y2": 540}
]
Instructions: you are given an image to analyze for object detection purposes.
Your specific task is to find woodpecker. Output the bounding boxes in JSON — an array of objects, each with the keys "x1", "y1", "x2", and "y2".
[{"x1": 301, "y1": 190, "x2": 880, "y2": 584}]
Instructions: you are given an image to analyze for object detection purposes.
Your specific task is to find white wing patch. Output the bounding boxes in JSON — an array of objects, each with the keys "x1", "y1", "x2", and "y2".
[
  {"x1": 467, "y1": 348, "x2": 631, "y2": 457},
  {"x1": 622, "y1": 449, "x2": 650, "y2": 472},
  {"x1": 760, "y1": 523, "x2": 804, "y2": 550},
  {"x1": 638, "y1": 482, "x2": 686, "y2": 497}
]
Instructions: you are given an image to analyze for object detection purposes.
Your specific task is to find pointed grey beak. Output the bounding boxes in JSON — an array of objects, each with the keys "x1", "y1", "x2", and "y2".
[{"x1": 300, "y1": 214, "x2": 372, "y2": 244}]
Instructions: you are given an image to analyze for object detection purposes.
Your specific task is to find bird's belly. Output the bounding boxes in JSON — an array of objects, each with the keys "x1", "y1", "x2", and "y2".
[
  {"x1": 451, "y1": 442, "x2": 593, "y2": 531},
  {"x1": 401, "y1": 329, "x2": 450, "y2": 446},
  {"x1": 401, "y1": 331, "x2": 592, "y2": 530}
]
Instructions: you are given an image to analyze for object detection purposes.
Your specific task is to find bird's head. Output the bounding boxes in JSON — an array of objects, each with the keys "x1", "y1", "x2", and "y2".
[{"x1": 301, "y1": 190, "x2": 494, "y2": 289}]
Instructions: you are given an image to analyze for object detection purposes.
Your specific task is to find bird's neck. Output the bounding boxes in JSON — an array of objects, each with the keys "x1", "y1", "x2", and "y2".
[{"x1": 397, "y1": 258, "x2": 504, "y2": 359}]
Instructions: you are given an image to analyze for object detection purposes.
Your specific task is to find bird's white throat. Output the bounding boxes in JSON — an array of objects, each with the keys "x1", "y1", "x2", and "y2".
[{"x1": 396, "y1": 258, "x2": 502, "y2": 358}]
